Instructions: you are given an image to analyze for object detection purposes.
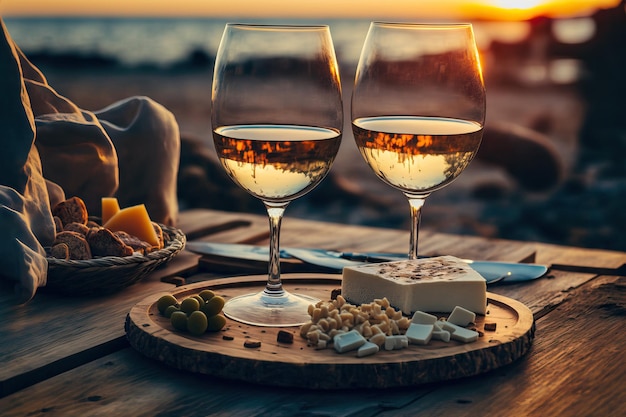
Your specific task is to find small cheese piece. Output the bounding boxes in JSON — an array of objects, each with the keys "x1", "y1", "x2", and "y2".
[
  {"x1": 103, "y1": 204, "x2": 159, "y2": 247},
  {"x1": 342, "y1": 256, "x2": 487, "y2": 314},
  {"x1": 368, "y1": 332, "x2": 386, "y2": 347},
  {"x1": 357, "y1": 341, "x2": 380, "y2": 357},
  {"x1": 441, "y1": 322, "x2": 479, "y2": 343},
  {"x1": 334, "y1": 330, "x2": 366, "y2": 353},
  {"x1": 384, "y1": 335, "x2": 409, "y2": 351},
  {"x1": 315, "y1": 340, "x2": 327, "y2": 350},
  {"x1": 411, "y1": 311, "x2": 438, "y2": 325},
  {"x1": 406, "y1": 323, "x2": 434, "y2": 345},
  {"x1": 432, "y1": 329, "x2": 451, "y2": 342},
  {"x1": 101, "y1": 197, "x2": 121, "y2": 224},
  {"x1": 447, "y1": 306, "x2": 476, "y2": 327}
]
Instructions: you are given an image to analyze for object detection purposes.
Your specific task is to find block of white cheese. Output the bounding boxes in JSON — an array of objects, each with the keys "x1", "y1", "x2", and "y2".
[{"x1": 342, "y1": 256, "x2": 487, "y2": 315}]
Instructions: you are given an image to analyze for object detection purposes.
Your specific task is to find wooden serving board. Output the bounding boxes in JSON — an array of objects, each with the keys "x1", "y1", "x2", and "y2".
[{"x1": 126, "y1": 274, "x2": 534, "y2": 389}]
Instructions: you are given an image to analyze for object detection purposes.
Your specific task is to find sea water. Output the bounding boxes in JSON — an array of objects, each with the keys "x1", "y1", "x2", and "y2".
[{"x1": 2, "y1": 17, "x2": 538, "y2": 69}]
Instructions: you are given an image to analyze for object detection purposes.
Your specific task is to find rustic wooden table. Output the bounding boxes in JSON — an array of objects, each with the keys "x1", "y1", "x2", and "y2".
[{"x1": 1, "y1": 208, "x2": 625, "y2": 416}]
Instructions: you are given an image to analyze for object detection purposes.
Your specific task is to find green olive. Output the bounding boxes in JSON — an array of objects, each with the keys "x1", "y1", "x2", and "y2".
[
  {"x1": 202, "y1": 296, "x2": 225, "y2": 317},
  {"x1": 207, "y1": 314, "x2": 227, "y2": 332},
  {"x1": 170, "y1": 311, "x2": 188, "y2": 331},
  {"x1": 187, "y1": 311, "x2": 208, "y2": 336},
  {"x1": 164, "y1": 305, "x2": 179, "y2": 318},
  {"x1": 157, "y1": 294, "x2": 178, "y2": 315},
  {"x1": 198, "y1": 289, "x2": 215, "y2": 301},
  {"x1": 192, "y1": 295, "x2": 206, "y2": 307},
  {"x1": 180, "y1": 297, "x2": 200, "y2": 315}
]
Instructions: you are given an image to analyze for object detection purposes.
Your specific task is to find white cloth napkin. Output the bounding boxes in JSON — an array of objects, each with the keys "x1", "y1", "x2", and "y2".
[{"x1": 0, "y1": 19, "x2": 180, "y2": 303}]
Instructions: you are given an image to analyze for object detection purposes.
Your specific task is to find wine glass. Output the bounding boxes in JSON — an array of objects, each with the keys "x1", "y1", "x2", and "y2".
[
  {"x1": 351, "y1": 22, "x2": 486, "y2": 259},
  {"x1": 211, "y1": 24, "x2": 343, "y2": 327}
]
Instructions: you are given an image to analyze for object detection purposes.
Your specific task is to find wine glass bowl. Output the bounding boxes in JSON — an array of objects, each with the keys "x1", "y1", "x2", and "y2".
[
  {"x1": 351, "y1": 22, "x2": 486, "y2": 259},
  {"x1": 211, "y1": 24, "x2": 343, "y2": 327}
]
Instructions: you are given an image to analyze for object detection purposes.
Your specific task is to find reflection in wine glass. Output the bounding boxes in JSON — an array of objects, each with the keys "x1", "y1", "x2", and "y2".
[
  {"x1": 351, "y1": 22, "x2": 486, "y2": 259},
  {"x1": 211, "y1": 24, "x2": 343, "y2": 327}
]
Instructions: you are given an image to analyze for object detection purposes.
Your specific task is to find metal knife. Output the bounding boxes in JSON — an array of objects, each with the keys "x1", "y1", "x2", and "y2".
[
  {"x1": 284, "y1": 248, "x2": 549, "y2": 284},
  {"x1": 185, "y1": 241, "x2": 548, "y2": 284}
]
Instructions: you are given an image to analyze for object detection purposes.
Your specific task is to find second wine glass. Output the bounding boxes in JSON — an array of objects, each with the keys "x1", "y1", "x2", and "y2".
[
  {"x1": 211, "y1": 24, "x2": 343, "y2": 326},
  {"x1": 351, "y1": 22, "x2": 486, "y2": 259}
]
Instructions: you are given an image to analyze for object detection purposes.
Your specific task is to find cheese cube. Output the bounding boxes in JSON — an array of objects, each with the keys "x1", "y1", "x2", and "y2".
[
  {"x1": 411, "y1": 311, "x2": 438, "y2": 325},
  {"x1": 384, "y1": 335, "x2": 408, "y2": 351},
  {"x1": 101, "y1": 197, "x2": 120, "y2": 224},
  {"x1": 447, "y1": 306, "x2": 477, "y2": 327},
  {"x1": 406, "y1": 323, "x2": 433, "y2": 345},
  {"x1": 357, "y1": 341, "x2": 380, "y2": 357},
  {"x1": 333, "y1": 330, "x2": 366, "y2": 353},
  {"x1": 441, "y1": 322, "x2": 479, "y2": 343},
  {"x1": 103, "y1": 204, "x2": 159, "y2": 246},
  {"x1": 342, "y1": 256, "x2": 487, "y2": 314},
  {"x1": 432, "y1": 329, "x2": 451, "y2": 342},
  {"x1": 368, "y1": 332, "x2": 386, "y2": 347}
]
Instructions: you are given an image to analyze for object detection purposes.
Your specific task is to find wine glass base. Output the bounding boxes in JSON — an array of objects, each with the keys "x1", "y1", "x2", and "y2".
[{"x1": 222, "y1": 290, "x2": 319, "y2": 327}]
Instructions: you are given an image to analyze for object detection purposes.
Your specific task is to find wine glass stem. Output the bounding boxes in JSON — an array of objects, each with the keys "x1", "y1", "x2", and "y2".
[
  {"x1": 265, "y1": 203, "x2": 289, "y2": 296},
  {"x1": 407, "y1": 195, "x2": 429, "y2": 260}
]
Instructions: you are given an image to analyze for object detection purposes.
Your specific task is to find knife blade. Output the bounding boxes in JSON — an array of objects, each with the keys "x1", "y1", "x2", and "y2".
[
  {"x1": 285, "y1": 248, "x2": 548, "y2": 283},
  {"x1": 185, "y1": 241, "x2": 548, "y2": 284},
  {"x1": 186, "y1": 241, "x2": 273, "y2": 262}
]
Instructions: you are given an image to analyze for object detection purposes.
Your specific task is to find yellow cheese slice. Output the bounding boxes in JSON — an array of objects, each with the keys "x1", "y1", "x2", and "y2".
[
  {"x1": 103, "y1": 204, "x2": 159, "y2": 247},
  {"x1": 101, "y1": 197, "x2": 121, "y2": 225}
]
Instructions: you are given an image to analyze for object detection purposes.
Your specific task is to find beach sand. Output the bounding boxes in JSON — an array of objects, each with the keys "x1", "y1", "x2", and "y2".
[{"x1": 39, "y1": 64, "x2": 625, "y2": 252}]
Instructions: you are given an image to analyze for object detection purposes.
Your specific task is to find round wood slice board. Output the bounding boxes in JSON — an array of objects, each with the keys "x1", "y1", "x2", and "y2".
[{"x1": 126, "y1": 274, "x2": 535, "y2": 389}]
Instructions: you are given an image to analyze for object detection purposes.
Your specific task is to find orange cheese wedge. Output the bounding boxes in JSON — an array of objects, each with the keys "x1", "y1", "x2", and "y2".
[
  {"x1": 101, "y1": 197, "x2": 121, "y2": 224},
  {"x1": 103, "y1": 204, "x2": 159, "y2": 247}
]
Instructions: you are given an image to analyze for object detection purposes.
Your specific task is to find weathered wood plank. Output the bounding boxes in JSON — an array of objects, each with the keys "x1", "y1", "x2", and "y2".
[
  {"x1": 0, "y1": 279, "x2": 170, "y2": 397},
  {"x1": 185, "y1": 210, "x2": 622, "y2": 320},
  {"x1": 374, "y1": 275, "x2": 626, "y2": 417},
  {"x1": 0, "y1": 211, "x2": 257, "y2": 397},
  {"x1": 2, "y1": 208, "x2": 625, "y2": 413},
  {"x1": 0, "y1": 347, "x2": 431, "y2": 417},
  {"x1": 2, "y1": 277, "x2": 622, "y2": 417},
  {"x1": 175, "y1": 208, "x2": 252, "y2": 241}
]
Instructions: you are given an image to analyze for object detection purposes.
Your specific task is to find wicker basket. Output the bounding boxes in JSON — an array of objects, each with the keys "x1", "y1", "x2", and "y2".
[{"x1": 45, "y1": 224, "x2": 186, "y2": 296}]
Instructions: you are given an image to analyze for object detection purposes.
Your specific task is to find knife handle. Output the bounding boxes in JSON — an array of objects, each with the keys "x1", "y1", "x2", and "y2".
[{"x1": 550, "y1": 263, "x2": 626, "y2": 276}]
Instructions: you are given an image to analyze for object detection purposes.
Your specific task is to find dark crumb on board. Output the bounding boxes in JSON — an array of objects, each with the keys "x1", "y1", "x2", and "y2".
[
  {"x1": 244, "y1": 340, "x2": 262, "y2": 349},
  {"x1": 277, "y1": 330, "x2": 294, "y2": 344},
  {"x1": 484, "y1": 322, "x2": 497, "y2": 331}
]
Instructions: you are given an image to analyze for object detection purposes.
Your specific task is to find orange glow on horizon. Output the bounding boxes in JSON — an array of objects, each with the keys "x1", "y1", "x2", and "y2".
[
  {"x1": 461, "y1": 0, "x2": 620, "y2": 20},
  {"x1": 0, "y1": 0, "x2": 620, "y2": 20}
]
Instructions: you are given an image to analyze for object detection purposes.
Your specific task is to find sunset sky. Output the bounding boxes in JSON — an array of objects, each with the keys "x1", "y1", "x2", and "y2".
[{"x1": 0, "y1": 0, "x2": 620, "y2": 21}]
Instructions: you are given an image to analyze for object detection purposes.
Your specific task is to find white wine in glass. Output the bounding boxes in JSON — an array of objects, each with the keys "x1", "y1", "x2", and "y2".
[
  {"x1": 211, "y1": 24, "x2": 343, "y2": 327},
  {"x1": 351, "y1": 22, "x2": 486, "y2": 259}
]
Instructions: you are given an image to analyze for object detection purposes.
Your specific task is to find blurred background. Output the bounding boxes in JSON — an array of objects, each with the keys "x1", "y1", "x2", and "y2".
[{"x1": 1, "y1": 0, "x2": 625, "y2": 251}]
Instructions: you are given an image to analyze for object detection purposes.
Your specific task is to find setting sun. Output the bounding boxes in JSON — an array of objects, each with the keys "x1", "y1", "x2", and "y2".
[
  {"x1": 459, "y1": 0, "x2": 619, "y2": 20},
  {"x1": 474, "y1": 0, "x2": 547, "y2": 20},
  {"x1": 490, "y1": 0, "x2": 544, "y2": 9}
]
